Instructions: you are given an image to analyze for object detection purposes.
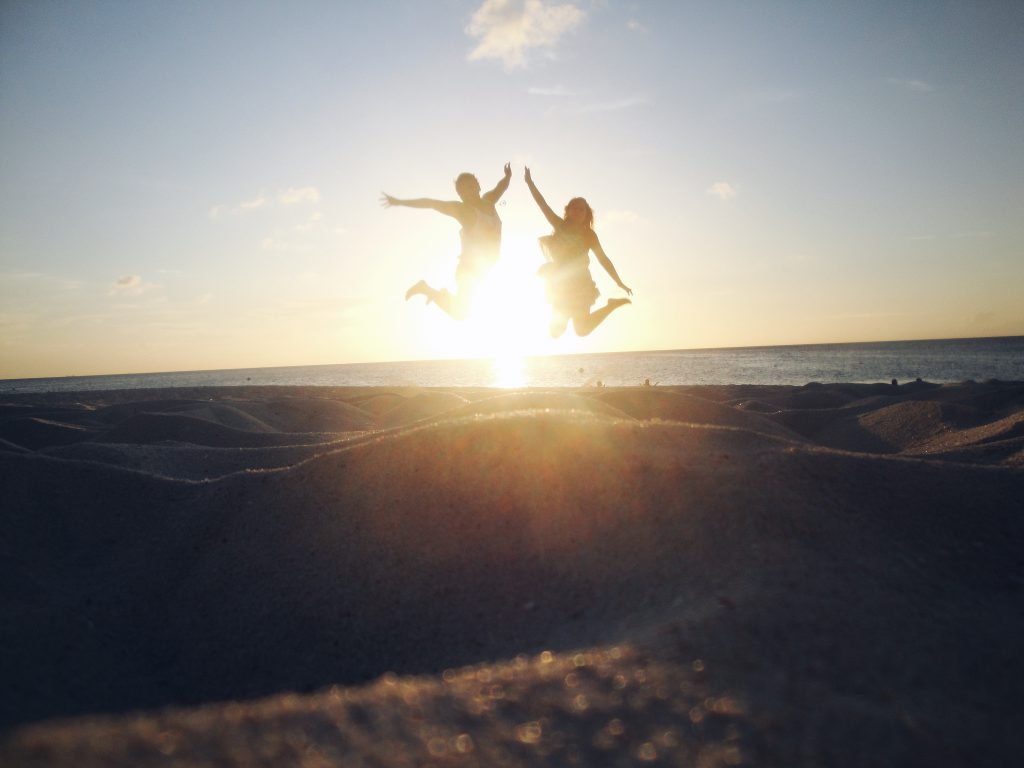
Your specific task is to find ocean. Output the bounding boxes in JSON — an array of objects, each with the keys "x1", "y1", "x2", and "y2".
[{"x1": 2, "y1": 336, "x2": 1021, "y2": 394}]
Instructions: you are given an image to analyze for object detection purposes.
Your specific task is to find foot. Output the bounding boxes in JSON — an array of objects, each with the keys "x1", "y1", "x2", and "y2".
[
  {"x1": 607, "y1": 298, "x2": 631, "y2": 310},
  {"x1": 405, "y1": 279, "x2": 430, "y2": 302}
]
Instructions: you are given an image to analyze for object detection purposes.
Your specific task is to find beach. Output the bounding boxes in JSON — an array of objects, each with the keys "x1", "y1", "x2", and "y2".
[{"x1": 2, "y1": 381, "x2": 1022, "y2": 766}]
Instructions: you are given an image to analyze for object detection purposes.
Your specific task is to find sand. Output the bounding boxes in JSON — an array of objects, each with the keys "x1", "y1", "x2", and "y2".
[{"x1": 1, "y1": 381, "x2": 1022, "y2": 766}]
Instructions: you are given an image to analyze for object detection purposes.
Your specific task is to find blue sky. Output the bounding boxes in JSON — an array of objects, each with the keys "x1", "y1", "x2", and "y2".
[{"x1": 1, "y1": 0, "x2": 1022, "y2": 378}]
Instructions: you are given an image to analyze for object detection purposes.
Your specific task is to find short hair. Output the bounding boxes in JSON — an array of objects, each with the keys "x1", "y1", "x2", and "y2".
[{"x1": 455, "y1": 173, "x2": 478, "y2": 197}]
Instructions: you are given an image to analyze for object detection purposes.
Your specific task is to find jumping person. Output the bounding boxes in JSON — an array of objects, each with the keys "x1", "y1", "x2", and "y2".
[
  {"x1": 524, "y1": 167, "x2": 632, "y2": 337},
  {"x1": 381, "y1": 163, "x2": 512, "y2": 320}
]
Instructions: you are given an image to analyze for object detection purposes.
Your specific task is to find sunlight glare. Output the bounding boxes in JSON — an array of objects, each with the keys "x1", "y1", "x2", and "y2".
[
  {"x1": 491, "y1": 352, "x2": 526, "y2": 388},
  {"x1": 463, "y1": 233, "x2": 551, "y2": 387}
]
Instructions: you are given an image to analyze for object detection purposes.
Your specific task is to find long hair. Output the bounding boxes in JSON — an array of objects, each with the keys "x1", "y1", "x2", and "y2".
[{"x1": 564, "y1": 197, "x2": 594, "y2": 229}]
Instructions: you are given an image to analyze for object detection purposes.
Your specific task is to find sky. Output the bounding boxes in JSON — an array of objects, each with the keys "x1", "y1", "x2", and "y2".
[{"x1": 1, "y1": 0, "x2": 1022, "y2": 379}]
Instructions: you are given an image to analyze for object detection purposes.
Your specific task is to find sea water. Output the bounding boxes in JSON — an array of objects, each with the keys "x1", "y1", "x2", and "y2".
[{"x1": 2, "y1": 337, "x2": 1022, "y2": 394}]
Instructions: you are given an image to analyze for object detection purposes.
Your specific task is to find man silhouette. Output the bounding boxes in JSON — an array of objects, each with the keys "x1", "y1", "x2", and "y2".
[{"x1": 381, "y1": 163, "x2": 511, "y2": 320}]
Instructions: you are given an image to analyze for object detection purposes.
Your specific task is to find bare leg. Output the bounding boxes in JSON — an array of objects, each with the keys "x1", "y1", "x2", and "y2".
[
  {"x1": 431, "y1": 289, "x2": 471, "y2": 321},
  {"x1": 405, "y1": 279, "x2": 436, "y2": 302},
  {"x1": 407, "y1": 263, "x2": 484, "y2": 320},
  {"x1": 571, "y1": 298, "x2": 631, "y2": 337},
  {"x1": 549, "y1": 314, "x2": 569, "y2": 338}
]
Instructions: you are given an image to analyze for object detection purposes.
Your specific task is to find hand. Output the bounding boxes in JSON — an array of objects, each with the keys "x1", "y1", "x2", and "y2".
[
  {"x1": 503, "y1": 162, "x2": 511, "y2": 178},
  {"x1": 524, "y1": 166, "x2": 532, "y2": 185},
  {"x1": 380, "y1": 193, "x2": 398, "y2": 208},
  {"x1": 620, "y1": 284, "x2": 633, "y2": 296}
]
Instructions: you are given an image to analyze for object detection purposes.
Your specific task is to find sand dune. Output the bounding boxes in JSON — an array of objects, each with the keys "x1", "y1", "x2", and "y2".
[
  {"x1": 96, "y1": 412, "x2": 342, "y2": 449},
  {"x1": 374, "y1": 390, "x2": 471, "y2": 428},
  {"x1": 1, "y1": 381, "x2": 1022, "y2": 765},
  {"x1": 40, "y1": 440, "x2": 355, "y2": 481}
]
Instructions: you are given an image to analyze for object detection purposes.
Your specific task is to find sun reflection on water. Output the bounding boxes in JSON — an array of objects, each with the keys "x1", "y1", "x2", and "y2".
[{"x1": 491, "y1": 353, "x2": 526, "y2": 388}]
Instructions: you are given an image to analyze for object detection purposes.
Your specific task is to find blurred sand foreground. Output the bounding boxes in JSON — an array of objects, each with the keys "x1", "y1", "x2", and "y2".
[{"x1": 2, "y1": 381, "x2": 1022, "y2": 766}]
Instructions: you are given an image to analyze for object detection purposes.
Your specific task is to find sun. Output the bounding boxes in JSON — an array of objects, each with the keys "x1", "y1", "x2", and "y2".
[{"x1": 460, "y1": 233, "x2": 553, "y2": 386}]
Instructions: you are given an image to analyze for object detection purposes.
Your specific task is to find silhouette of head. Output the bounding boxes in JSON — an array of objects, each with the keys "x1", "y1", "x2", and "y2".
[
  {"x1": 564, "y1": 197, "x2": 594, "y2": 228},
  {"x1": 455, "y1": 173, "x2": 480, "y2": 201}
]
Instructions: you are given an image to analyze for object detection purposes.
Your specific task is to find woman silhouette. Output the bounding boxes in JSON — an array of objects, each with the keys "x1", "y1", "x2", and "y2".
[
  {"x1": 381, "y1": 163, "x2": 511, "y2": 320},
  {"x1": 524, "y1": 167, "x2": 632, "y2": 337}
]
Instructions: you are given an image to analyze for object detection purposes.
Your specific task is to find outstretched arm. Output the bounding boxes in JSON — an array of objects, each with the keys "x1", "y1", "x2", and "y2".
[
  {"x1": 380, "y1": 193, "x2": 463, "y2": 220},
  {"x1": 590, "y1": 233, "x2": 633, "y2": 295},
  {"x1": 523, "y1": 167, "x2": 563, "y2": 229},
  {"x1": 483, "y1": 162, "x2": 512, "y2": 203}
]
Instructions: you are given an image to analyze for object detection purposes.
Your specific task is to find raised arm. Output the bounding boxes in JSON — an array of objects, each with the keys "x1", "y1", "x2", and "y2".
[
  {"x1": 590, "y1": 232, "x2": 633, "y2": 295},
  {"x1": 523, "y1": 167, "x2": 563, "y2": 229},
  {"x1": 380, "y1": 193, "x2": 463, "y2": 220},
  {"x1": 483, "y1": 162, "x2": 512, "y2": 204}
]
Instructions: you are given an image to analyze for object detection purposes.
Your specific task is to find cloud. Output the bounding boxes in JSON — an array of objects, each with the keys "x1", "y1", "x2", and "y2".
[
  {"x1": 278, "y1": 187, "x2": 320, "y2": 206},
  {"x1": 572, "y1": 94, "x2": 649, "y2": 113},
  {"x1": 261, "y1": 235, "x2": 296, "y2": 252},
  {"x1": 706, "y1": 182, "x2": 738, "y2": 201},
  {"x1": 626, "y1": 19, "x2": 647, "y2": 33},
  {"x1": 527, "y1": 84, "x2": 575, "y2": 96},
  {"x1": 209, "y1": 187, "x2": 320, "y2": 219},
  {"x1": 887, "y1": 77, "x2": 934, "y2": 93},
  {"x1": 109, "y1": 274, "x2": 157, "y2": 296},
  {"x1": 237, "y1": 194, "x2": 269, "y2": 211},
  {"x1": 466, "y1": 0, "x2": 585, "y2": 70},
  {"x1": 294, "y1": 212, "x2": 324, "y2": 232},
  {"x1": 209, "y1": 194, "x2": 266, "y2": 219}
]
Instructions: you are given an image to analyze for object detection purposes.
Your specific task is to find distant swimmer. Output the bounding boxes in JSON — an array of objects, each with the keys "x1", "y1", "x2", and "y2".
[
  {"x1": 524, "y1": 167, "x2": 633, "y2": 337},
  {"x1": 381, "y1": 163, "x2": 512, "y2": 320}
]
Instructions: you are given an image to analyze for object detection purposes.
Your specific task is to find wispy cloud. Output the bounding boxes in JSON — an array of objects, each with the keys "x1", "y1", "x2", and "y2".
[
  {"x1": 626, "y1": 19, "x2": 647, "y2": 33},
  {"x1": 466, "y1": 0, "x2": 585, "y2": 71},
  {"x1": 887, "y1": 77, "x2": 934, "y2": 93},
  {"x1": 278, "y1": 186, "x2": 320, "y2": 206},
  {"x1": 528, "y1": 84, "x2": 575, "y2": 96},
  {"x1": 109, "y1": 274, "x2": 157, "y2": 296},
  {"x1": 707, "y1": 182, "x2": 738, "y2": 201},
  {"x1": 571, "y1": 94, "x2": 649, "y2": 113},
  {"x1": 209, "y1": 187, "x2": 321, "y2": 219},
  {"x1": 294, "y1": 211, "x2": 323, "y2": 232}
]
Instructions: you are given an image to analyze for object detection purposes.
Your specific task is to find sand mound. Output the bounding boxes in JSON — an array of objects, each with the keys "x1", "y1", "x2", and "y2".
[
  {"x1": 909, "y1": 410, "x2": 1024, "y2": 454},
  {"x1": 375, "y1": 390, "x2": 471, "y2": 427},
  {"x1": 41, "y1": 440, "x2": 352, "y2": 481},
  {"x1": 153, "y1": 402, "x2": 281, "y2": 432},
  {"x1": 433, "y1": 390, "x2": 634, "y2": 423},
  {"x1": 90, "y1": 398, "x2": 217, "y2": 425},
  {"x1": 96, "y1": 412, "x2": 336, "y2": 448},
  {"x1": 223, "y1": 396, "x2": 376, "y2": 433},
  {"x1": 591, "y1": 388, "x2": 801, "y2": 441},
  {"x1": 0, "y1": 416, "x2": 99, "y2": 450},
  {"x1": 854, "y1": 400, "x2": 978, "y2": 450}
]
